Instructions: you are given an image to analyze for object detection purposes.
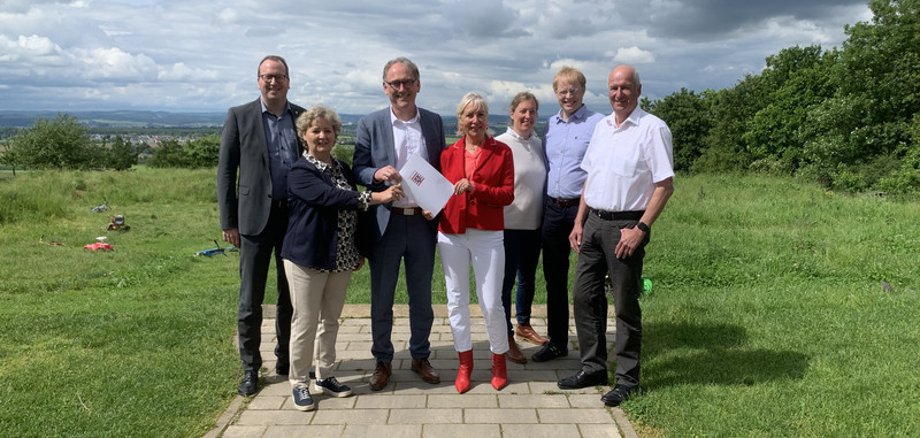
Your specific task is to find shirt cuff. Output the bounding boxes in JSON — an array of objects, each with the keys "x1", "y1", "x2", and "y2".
[{"x1": 358, "y1": 191, "x2": 372, "y2": 211}]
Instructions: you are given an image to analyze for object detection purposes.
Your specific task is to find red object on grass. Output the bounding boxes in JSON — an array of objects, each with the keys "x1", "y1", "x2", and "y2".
[{"x1": 83, "y1": 242, "x2": 114, "y2": 251}]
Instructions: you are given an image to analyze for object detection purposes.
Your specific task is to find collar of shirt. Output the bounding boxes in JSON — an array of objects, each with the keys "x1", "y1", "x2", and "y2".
[
  {"x1": 303, "y1": 151, "x2": 336, "y2": 172},
  {"x1": 504, "y1": 126, "x2": 534, "y2": 141},
  {"x1": 608, "y1": 107, "x2": 645, "y2": 130},
  {"x1": 259, "y1": 99, "x2": 292, "y2": 118},
  {"x1": 553, "y1": 104, "x2": 589, "y2": 125},
  {"x1": 389, "y1": 107, "x2": 420, "y2": 126}
]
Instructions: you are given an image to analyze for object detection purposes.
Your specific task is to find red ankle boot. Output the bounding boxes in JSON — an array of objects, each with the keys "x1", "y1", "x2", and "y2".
[
  {"x1": 456, "y1": 350, "x2": 473, "y2": 394},
  {"x1": 491, "y1": 353, "x2": 508, "y2": 390}
]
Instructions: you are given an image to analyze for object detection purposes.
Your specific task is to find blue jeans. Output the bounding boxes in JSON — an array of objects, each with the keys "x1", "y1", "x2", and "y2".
[{"x1": 501, "y1": 228, "x2": 542, "y2": 335}]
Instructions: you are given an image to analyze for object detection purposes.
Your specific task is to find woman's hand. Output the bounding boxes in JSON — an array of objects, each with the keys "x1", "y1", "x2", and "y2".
[
  {"x1": 371, "y1": 183, "x2": 404, "y2": 204},
  {"x1": 453, "y1": 178, "x2": 475, "y2": 195}
]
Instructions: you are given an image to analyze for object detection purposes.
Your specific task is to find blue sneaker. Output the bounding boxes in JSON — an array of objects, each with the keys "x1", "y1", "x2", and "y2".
[
  {"x1": 312, "y1": 377, "x2": 353, "y2": 398},
  {"x1": 291, "y1": 385, "x2": 314, "y2": 411}
]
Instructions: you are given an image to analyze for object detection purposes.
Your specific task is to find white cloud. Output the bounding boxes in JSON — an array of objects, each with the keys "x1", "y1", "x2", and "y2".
[
  {"x1": 612, "y1": 47, "x2": 656, "y2": 64},
  {"x1": 0, "y1": 0, "x2": 873, "y2": 114}
]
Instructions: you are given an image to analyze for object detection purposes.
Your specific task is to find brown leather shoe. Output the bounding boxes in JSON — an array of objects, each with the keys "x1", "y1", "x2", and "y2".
[
  {"x1": 515, "y1": 323, "x2": 549, "y2": 345},
  {"x1": 369, "y1": 362, "x2": 392, "y2": 391},
  {"x1": 507, "y1": 336, "x2": 527, "y2": 364},
  {"x1": 411, "y1": 358, "x2": 441, "y2": 384}
]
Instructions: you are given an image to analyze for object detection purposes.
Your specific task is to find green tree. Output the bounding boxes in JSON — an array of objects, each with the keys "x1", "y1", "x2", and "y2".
[
  {"x1": 5, "y1": 114, "x2": 101, "y2": 169},
  {"x1": 148, "y1": 139, "x2": 187, "y2": 168},
  {"x1": 744, "y1": 46, "x2": 838, "y2": 175},
  {"x1": 106, "y1": 135, "x2": 137, "y2": 171},
  {"x1": 182, "y1": 134, "x2": 220, "y2": 168},
  {"x1": 646, "y1": 88, "x2": 710, "y2": 172}
]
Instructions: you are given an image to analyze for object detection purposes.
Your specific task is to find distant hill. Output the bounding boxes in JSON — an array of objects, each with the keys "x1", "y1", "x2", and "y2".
[{"x1": 0, "y1": 110, "x2": 514, "y2": 131}]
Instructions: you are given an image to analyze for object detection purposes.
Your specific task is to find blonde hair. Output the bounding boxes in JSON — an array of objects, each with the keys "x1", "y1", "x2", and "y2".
[
  {"x1": 552, "y1": 66, "x2": 586, "y2": 92},
  {"x1": 455, "y1": 92, "x2": 489, "y2": 137},
  {"x1": 295, "y1": 105, "x2": 342, "y2": 137}
]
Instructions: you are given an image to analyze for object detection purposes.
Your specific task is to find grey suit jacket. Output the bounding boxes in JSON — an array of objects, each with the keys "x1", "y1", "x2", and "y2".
[
  {"x1": 352, "y1": 106, "x2": 446, "y2": 236},
  {"x1": 217, "y1": 98, "x2": 305, "y2": 236}
]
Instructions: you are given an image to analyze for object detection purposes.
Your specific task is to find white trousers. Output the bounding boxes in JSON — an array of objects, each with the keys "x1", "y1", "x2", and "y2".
[
  {"x1": 437, "y1": 229, "x2": 509, "y2": 354},
  {"x1": 283, "y1": 259, "x2": 351, "y2": 387}
]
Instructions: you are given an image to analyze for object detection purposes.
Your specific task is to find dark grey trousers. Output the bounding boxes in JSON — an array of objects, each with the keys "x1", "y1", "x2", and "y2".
[
  {"x1": 238, "y1": 205, "x2": 292, "y2": 372},
  {"x1": 572, "y1": 213, "x2": 647, "y2": 389}
]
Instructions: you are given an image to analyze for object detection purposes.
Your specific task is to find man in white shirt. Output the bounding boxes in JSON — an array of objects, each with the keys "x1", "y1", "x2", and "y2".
[{"x1": 557, "y1": 65, "x2": 674, "y2": 407}]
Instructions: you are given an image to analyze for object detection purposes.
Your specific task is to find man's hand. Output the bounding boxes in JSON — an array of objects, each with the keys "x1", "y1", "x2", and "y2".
[
  {"x1": 373, "y1": 165, "x2": 402, "y2": 184},
  {"x1": 222, "y1": 228, "x2": 241, "y2": 248},
  {"x1": 569, "y1": 223, "x2": 584, "y2": 253},
  {"x1": 422, "y1": 209, "x2": 435, "y2": 220},
  {"x1": 615, "y1": 226, "x2": 645, "y2": 259}
]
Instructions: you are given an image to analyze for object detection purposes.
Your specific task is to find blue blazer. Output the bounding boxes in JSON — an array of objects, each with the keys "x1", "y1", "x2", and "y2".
[
  {"x1": 281, "y1": 156, "x2": 368, "y2": 270},
  {"x1": 352, "y1": 107, "x2": 446, "y2": 237}
]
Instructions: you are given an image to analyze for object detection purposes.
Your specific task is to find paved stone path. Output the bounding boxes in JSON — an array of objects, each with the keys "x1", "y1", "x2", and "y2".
[{"x1": 209, "y1": 305, "x2": 637, "y2": 438}]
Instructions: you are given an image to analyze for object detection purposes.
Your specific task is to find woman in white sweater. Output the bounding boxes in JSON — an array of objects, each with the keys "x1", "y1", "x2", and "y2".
[{"x1": 494, "y1": 92, "x2": 547, "y2": 364}]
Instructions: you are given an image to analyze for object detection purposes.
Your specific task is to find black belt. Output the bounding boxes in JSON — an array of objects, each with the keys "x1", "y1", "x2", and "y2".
[
  {"x1": 547, "y1": 196, "x2": 580, "y2": 208},
  {"x1": 271, "y1": 200, "x2": 288, "y2": 209},
  {"x1": 388, "y1": 206, "x2": 423, "y2": 216},
  {"x1": 591, "y1": 208, "x2": 644, "y2": 221}
]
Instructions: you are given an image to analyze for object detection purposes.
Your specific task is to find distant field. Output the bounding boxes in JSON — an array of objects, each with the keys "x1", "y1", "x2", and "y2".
[{"x1": 0, "y1": 169, "x2": 917, "y2": 436}]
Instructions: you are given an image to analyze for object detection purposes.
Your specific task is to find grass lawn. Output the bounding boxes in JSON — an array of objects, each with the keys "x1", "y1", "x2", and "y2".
[{"x1": 1, "y1": 169, "x2": 918, "y2": 436}]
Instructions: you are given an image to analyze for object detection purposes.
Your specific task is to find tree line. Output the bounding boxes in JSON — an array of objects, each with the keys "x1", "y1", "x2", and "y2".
[
  {"x1": 644, "y1": 0, "x2": 919, "y2": 193},
  {"x1": 2, "y1": 0, "x2": 917, "y2": 194}
]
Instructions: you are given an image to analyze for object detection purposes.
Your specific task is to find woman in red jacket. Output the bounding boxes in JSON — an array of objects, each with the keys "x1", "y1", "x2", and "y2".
[{"x1": 438, "y1": 92, "x2": 515, "y2": 393}]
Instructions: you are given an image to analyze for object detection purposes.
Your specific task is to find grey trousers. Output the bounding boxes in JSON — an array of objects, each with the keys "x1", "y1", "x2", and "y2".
[{"x1": 572, "y1": 213, "x2": 647, "y2": 389}]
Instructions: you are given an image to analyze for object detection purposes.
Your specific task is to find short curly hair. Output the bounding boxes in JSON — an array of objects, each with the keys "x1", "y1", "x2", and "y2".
[{"x1": 295, "y1": 105, "x2": 342, "y2": 138}]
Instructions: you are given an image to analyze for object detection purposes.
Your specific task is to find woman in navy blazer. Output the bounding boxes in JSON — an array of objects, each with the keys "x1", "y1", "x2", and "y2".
[
  {"x1": 438, "y1": 92, "x2": 514, "y2": 393},
  {"x1": 281, "y1": 105, "x2": 402, "y2": 411}
]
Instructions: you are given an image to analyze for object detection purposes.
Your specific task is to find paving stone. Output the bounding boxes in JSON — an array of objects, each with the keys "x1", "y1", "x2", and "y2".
[
  {"x1": 262, "y1": 425, "x2": 343, "y2": 437},
  {"x1": 423, "y1": 424, "x2": 501, "y2": 438},
  {"x1": 498, "y1": 394, "x2": 570, "y2": 408},
  {"x1": 568, "y1": 393, "x2": 605, "y2": 408},
  {"x1": 342, "y1": 424, "x2": 422, "y2": 438},
  {"x1": 538, "y1": 407, "x2": 614, "y2": 424},
  {"x1": 354, "y1": 394, "x2": 427, "y2": 409},
  {"x1": 501, "y1": 423, "x2": 581, "y2": 437},
  {"x1": 236, "y1": 409, "x2": 313, "y2": 425},
  {"x1": 464, "y1": 408, "x2": 538, "y2": 424},
  {"x1": 580, "y1": 423, "x2": 623, "y2": 438},
  {"x1": 245, "y1": 395, "x2": 286, "y2": 410},
  {"x1": 427, "y1": 394, "x2": 497, "y2": 408},
  {"x1": 388, "y1": 408, "x2": 462, "y2": 424},
  {"x1": 311, "y1": 409, "x2": 389, "y2": 424},
  {"x1": 217, "y1": 308, "x2": 633, "y2": 437},
  {"x1": 221, "y1": 425, "x2": 266, "y2": 438}
]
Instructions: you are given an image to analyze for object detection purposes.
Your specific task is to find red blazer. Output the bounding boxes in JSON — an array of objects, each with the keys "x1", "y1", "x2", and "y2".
[{"x1": 439, "y1": 136, "x2": 514, "y2": 234}]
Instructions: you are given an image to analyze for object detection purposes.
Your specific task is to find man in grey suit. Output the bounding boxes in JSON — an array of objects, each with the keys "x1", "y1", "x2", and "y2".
[
  {"x1": 217, "y1": 55, "x2": 305, "y2": 396},
  {"x1": 353, "y1": 57, "x2": 446, "y2": 390}
]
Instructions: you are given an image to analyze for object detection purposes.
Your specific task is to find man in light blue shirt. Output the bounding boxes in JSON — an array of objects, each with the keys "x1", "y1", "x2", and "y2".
[{"x1": 532, "y1": 67, "x2": 604, "y2": 363}]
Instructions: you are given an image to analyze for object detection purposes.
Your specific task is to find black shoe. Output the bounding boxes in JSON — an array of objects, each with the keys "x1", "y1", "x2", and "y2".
[
  {"x1": 276, "y1": 360, "x2": 289, "y2": 376},
  {"x1": 238, "y1": 370, "x2": 259, "y2": 396},
  {"x1": 557, "y1": 370, "x2": 608, "y2": 389},
  {"x1": 291, "y1": 385, "x2": 315, "y2": 411},
  {"x1": 312, "y1": 377, "x2": 354, "y2": 398},
  {"x1": 531, "y1": 342, "x2": 568, "y2": 362},
  {"x1": 601, "y1": 384, "x2": 640, "y2": 407}
]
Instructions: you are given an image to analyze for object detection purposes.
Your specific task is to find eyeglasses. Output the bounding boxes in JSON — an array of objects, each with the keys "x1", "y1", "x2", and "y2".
[
  {"x1": 259, "y1": 74, "x2": 288, "y2": 82},
  {"x1": 556, "y1": 88, "x2": 581, "y2": 97},
  {"x1": 385, "y1": 79, "x2": 417, "y2": 89}
]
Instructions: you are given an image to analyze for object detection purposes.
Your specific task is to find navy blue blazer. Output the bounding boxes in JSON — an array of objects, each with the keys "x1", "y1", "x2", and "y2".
[
  {"x1": 352, "y1": 107, "x2": 446, "y2": 237},
  {"x1": 281, "y1": 156, "x2": 368, "y2": 270}
]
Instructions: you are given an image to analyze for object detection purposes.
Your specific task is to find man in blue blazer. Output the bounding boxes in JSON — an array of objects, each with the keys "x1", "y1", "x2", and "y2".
[
  {"x1": 353, "y1": 57, "x2": 447, "y2": 390},
  {"x1": 217, "y1": 55, "x2": 305, "y2": 396}
]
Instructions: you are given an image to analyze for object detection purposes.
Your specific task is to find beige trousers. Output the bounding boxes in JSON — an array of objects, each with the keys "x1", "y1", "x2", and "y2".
[{"x1": 283, "y1": 259, "x2": 351, "y2": 387}]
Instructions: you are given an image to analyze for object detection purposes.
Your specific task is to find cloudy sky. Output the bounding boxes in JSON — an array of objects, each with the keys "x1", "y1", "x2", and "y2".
[{"x1": 0, "y1": 0, "x2": 872, "y2": 116}]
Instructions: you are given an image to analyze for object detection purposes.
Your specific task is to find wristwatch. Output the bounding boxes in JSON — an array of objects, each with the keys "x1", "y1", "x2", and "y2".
[{"x1": 636, "y1": 221, "x2": 650, "y2": 233}]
